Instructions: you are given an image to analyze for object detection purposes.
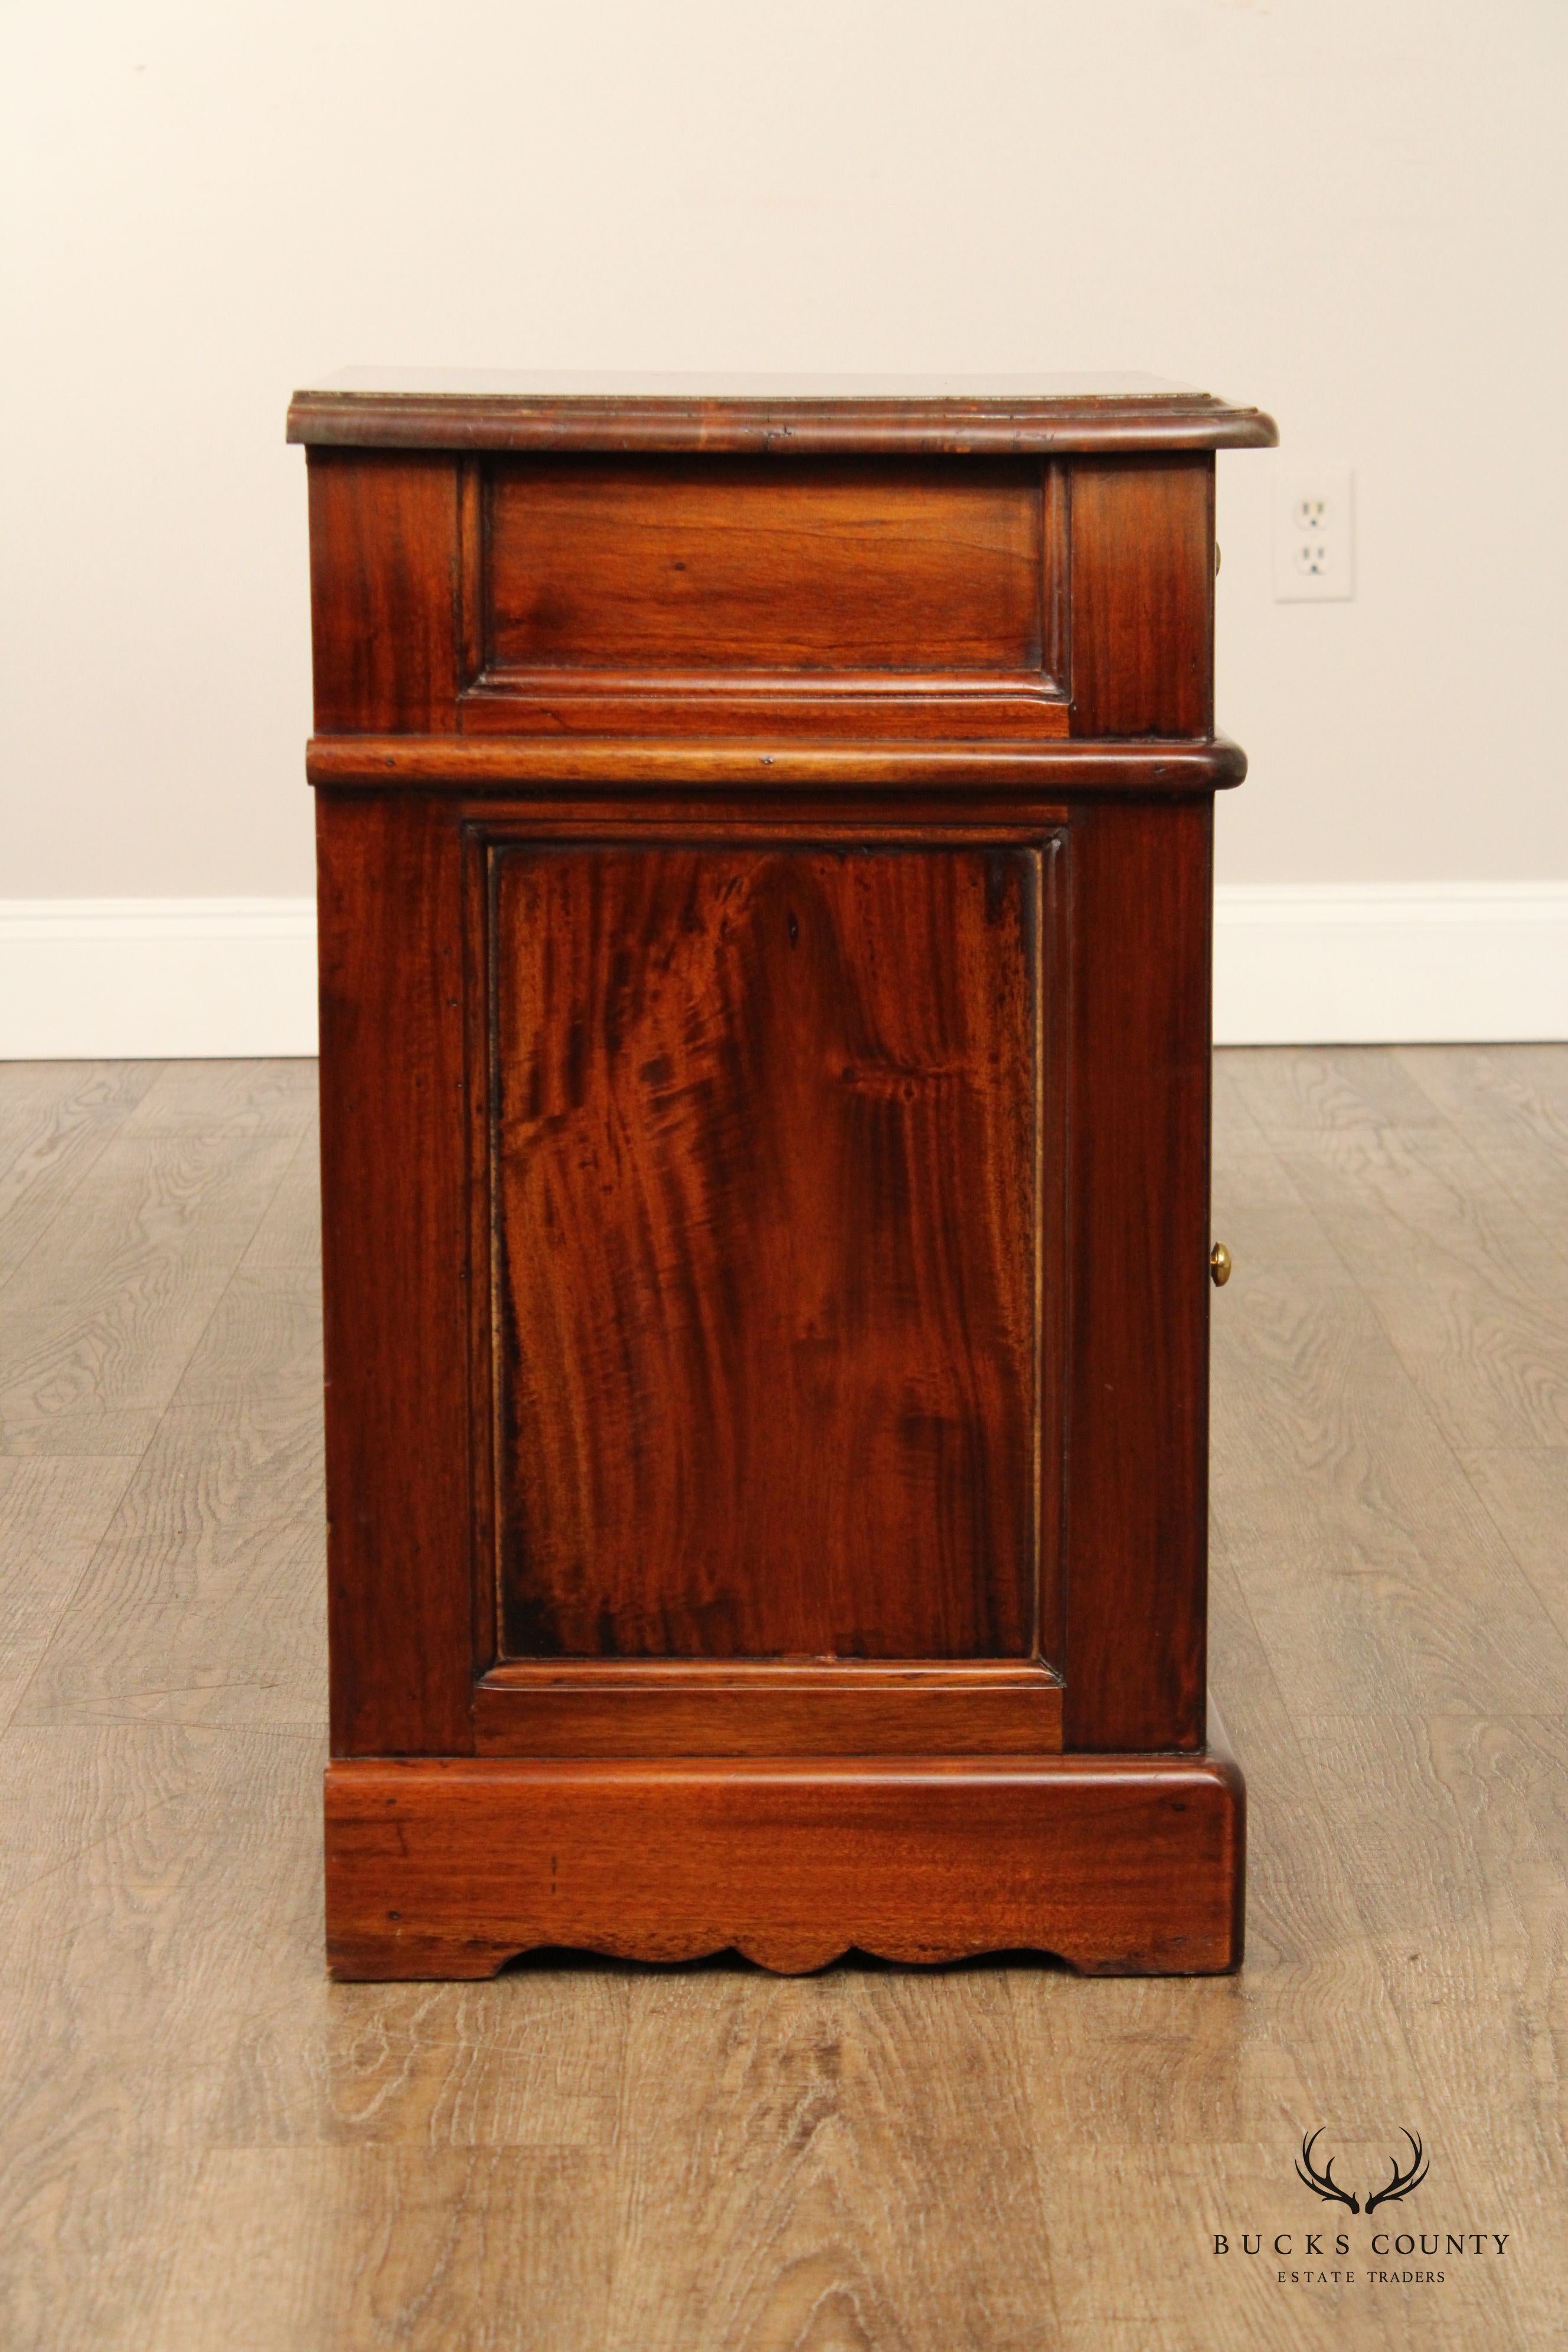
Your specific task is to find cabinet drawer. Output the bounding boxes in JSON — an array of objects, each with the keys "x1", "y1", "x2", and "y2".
[
  {"x1": 486, "y1": 456, "x2": 1045, "y2": 671},
  {"x1": 461, "y1": 455, "x2": 1068, "y2": 738},
  {"x1": 305, "y1": 445, "x2": 1217, "y2": 743}
]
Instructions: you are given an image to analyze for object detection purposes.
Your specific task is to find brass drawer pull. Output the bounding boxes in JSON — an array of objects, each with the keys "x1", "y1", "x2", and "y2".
[{"x1": 1210, "y1": 1242, "x2": 1231, "y2": 1286}]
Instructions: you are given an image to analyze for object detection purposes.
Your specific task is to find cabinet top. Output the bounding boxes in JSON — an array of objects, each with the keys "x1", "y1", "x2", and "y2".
[{"x1": 287, "y1": 369, "x2": 1277, "y2": 455}]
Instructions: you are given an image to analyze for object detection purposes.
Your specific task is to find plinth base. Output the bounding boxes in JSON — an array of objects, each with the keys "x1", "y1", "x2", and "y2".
[{"x1": 325, "y1": 1745, "x2": 1244, "y2": 1980}]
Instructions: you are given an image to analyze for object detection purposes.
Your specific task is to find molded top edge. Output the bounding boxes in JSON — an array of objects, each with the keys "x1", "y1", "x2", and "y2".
[{"x1": 287, "y1": 369, "x2": 1278, "y2": 453}]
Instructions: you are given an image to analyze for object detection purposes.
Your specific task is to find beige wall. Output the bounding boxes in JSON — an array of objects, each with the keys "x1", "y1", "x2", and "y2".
[{"x1": 4, "y1": 1, "x2": 1563, "y2": 899}]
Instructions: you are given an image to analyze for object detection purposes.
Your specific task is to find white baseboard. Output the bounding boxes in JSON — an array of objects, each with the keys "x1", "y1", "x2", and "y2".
[
  {"x1": 1213, "y1": 882, "x2": 1568, "y2": 1046},
  {"x1": 0, "y1": 886, "x2": 1563, "y2": 1059},
  {"x1": 0, "y1": 900, "x2": 318, "y2": 1059}
]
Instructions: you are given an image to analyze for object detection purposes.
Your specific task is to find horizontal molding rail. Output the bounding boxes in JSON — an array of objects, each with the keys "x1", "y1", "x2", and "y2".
[{"x1": 303, "y1": 735, "x2": 1249, "y2": 793}]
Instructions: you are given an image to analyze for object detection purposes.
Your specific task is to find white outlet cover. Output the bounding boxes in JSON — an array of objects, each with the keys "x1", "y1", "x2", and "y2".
[{"x1": 1273, "y1": 465, "x2": 1355, "y2": 602}]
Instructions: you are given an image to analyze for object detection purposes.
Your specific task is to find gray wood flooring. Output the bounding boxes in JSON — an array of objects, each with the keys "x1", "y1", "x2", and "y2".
[{"x1": 0, "y1": 1048, "x2": 1562, "y2": 2350}]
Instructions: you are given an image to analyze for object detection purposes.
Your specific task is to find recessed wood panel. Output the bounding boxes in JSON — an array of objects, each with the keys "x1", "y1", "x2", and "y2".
[
  {"x1": 483, "y1": 458, "x2": 1046, "y2": 674},
  {"x1": 490, "y1": 839, "x2": 1047, "y2": 1662}
]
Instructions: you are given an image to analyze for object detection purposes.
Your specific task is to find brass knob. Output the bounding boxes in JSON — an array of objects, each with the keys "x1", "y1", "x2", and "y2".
[{"x1": 1210, "y1": 1242, "x2": 1231, "y2": 1286}]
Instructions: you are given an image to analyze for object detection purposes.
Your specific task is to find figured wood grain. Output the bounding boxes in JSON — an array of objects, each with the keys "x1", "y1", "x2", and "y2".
[
  {"x1": 118, "y1": 1059, "x2": 318, "y2": 1140},
  {"x1": 1456, "y1": 1445, "x2": 1568, "y2": 1649},
  {"x1": 1286, "y1": 1711, "x2": 1568, "y2": 2347},
  {"x1": 12, "y1": 1266, "x2": 324, "y2": 1730},
  {"x1": 0, "y1": 1724, "x2": 321, "y2": 2352},
  {"x1": 491, "y1": 839, "x2": 1043, "y2": 1663},
  {"x1": 1208, "y1": 1238, "x2": 1568, "y2": 1719},
  {"x1": 0, "y1": 1060, "x2": 160, "y2": 1154},
  {"x1": 0, "y1": 1061, "x2": 162, "y2": 1286},
  {"x1": 602, "y1": 1965, "x2": 1062, "y2": 2352},
  {"x1": 0, "y1": 1132, "x2": 295, "y2": 1458},
  {"x1": 1392, "y1": 1043, "x2": 1568, "y2": 1226},
  {"x1": 240, "y1": 1125, "x2": 321, "y2": 1273},
  {"x1": 1296, "y1": 1710, "x2": 1568, "y2": 2150},
  {"x1": 483, "y1": 456, "x2": 1048, "y2": 674},
  {"x1": 147, "y1": 2148, "x2": 613, "y2": 2352},
  {"x1": 1228, "y1": 1047, "x2": 1568, "y2": 1451},
  {"x1": 0, "y1": 1457, "x2": 141, "y2": 1730},
  {"x1": 209, "y1": 1974, "x2": 626, "y2": 2151}
]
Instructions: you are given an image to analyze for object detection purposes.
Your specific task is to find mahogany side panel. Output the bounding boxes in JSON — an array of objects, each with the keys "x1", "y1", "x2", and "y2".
[
  {"x1": 1062, "y1": 795, "x2": 1213, "y2": 1752},
  {"x1": 307, "y1": 452, "x2": 460, "y2": 734},
  {"x1": 1067, "y1": 458, "x2": 1214, "y2": 738},
  {"x1": 490, "y1": 838, "x2": 1046, "y2": 1663},
  {"x1": 316, "y1": 792, "x2": 475, "y2": 1755},
  {"x1": 308, "y1": 735, "x2": 1246, "y2": 795},
  {"x1": 324, "y1": 1749, "x2": 1245, "y2": 1978}
]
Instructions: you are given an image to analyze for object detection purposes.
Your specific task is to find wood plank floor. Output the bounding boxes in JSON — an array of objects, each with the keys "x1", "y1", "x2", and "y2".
[{"x1": 0, "y1": 1048, "x2": 1562, "y2": 2350}]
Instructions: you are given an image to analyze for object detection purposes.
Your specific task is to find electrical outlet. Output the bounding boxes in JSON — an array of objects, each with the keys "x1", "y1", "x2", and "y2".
[{"x1": 1273, "y1": 468, "x2": 1354, "y2": 601}]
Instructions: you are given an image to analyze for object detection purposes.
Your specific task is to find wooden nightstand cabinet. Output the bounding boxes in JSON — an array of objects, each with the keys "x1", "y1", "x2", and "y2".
[{"x1": 289, "y1": 371, "x2": 1276, "y2": 1979}]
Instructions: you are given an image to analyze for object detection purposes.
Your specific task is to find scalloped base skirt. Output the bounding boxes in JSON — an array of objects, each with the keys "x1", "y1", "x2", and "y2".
[{"x1": 324, "y1": 1746, "x2": 1245, "y2": 1979}]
